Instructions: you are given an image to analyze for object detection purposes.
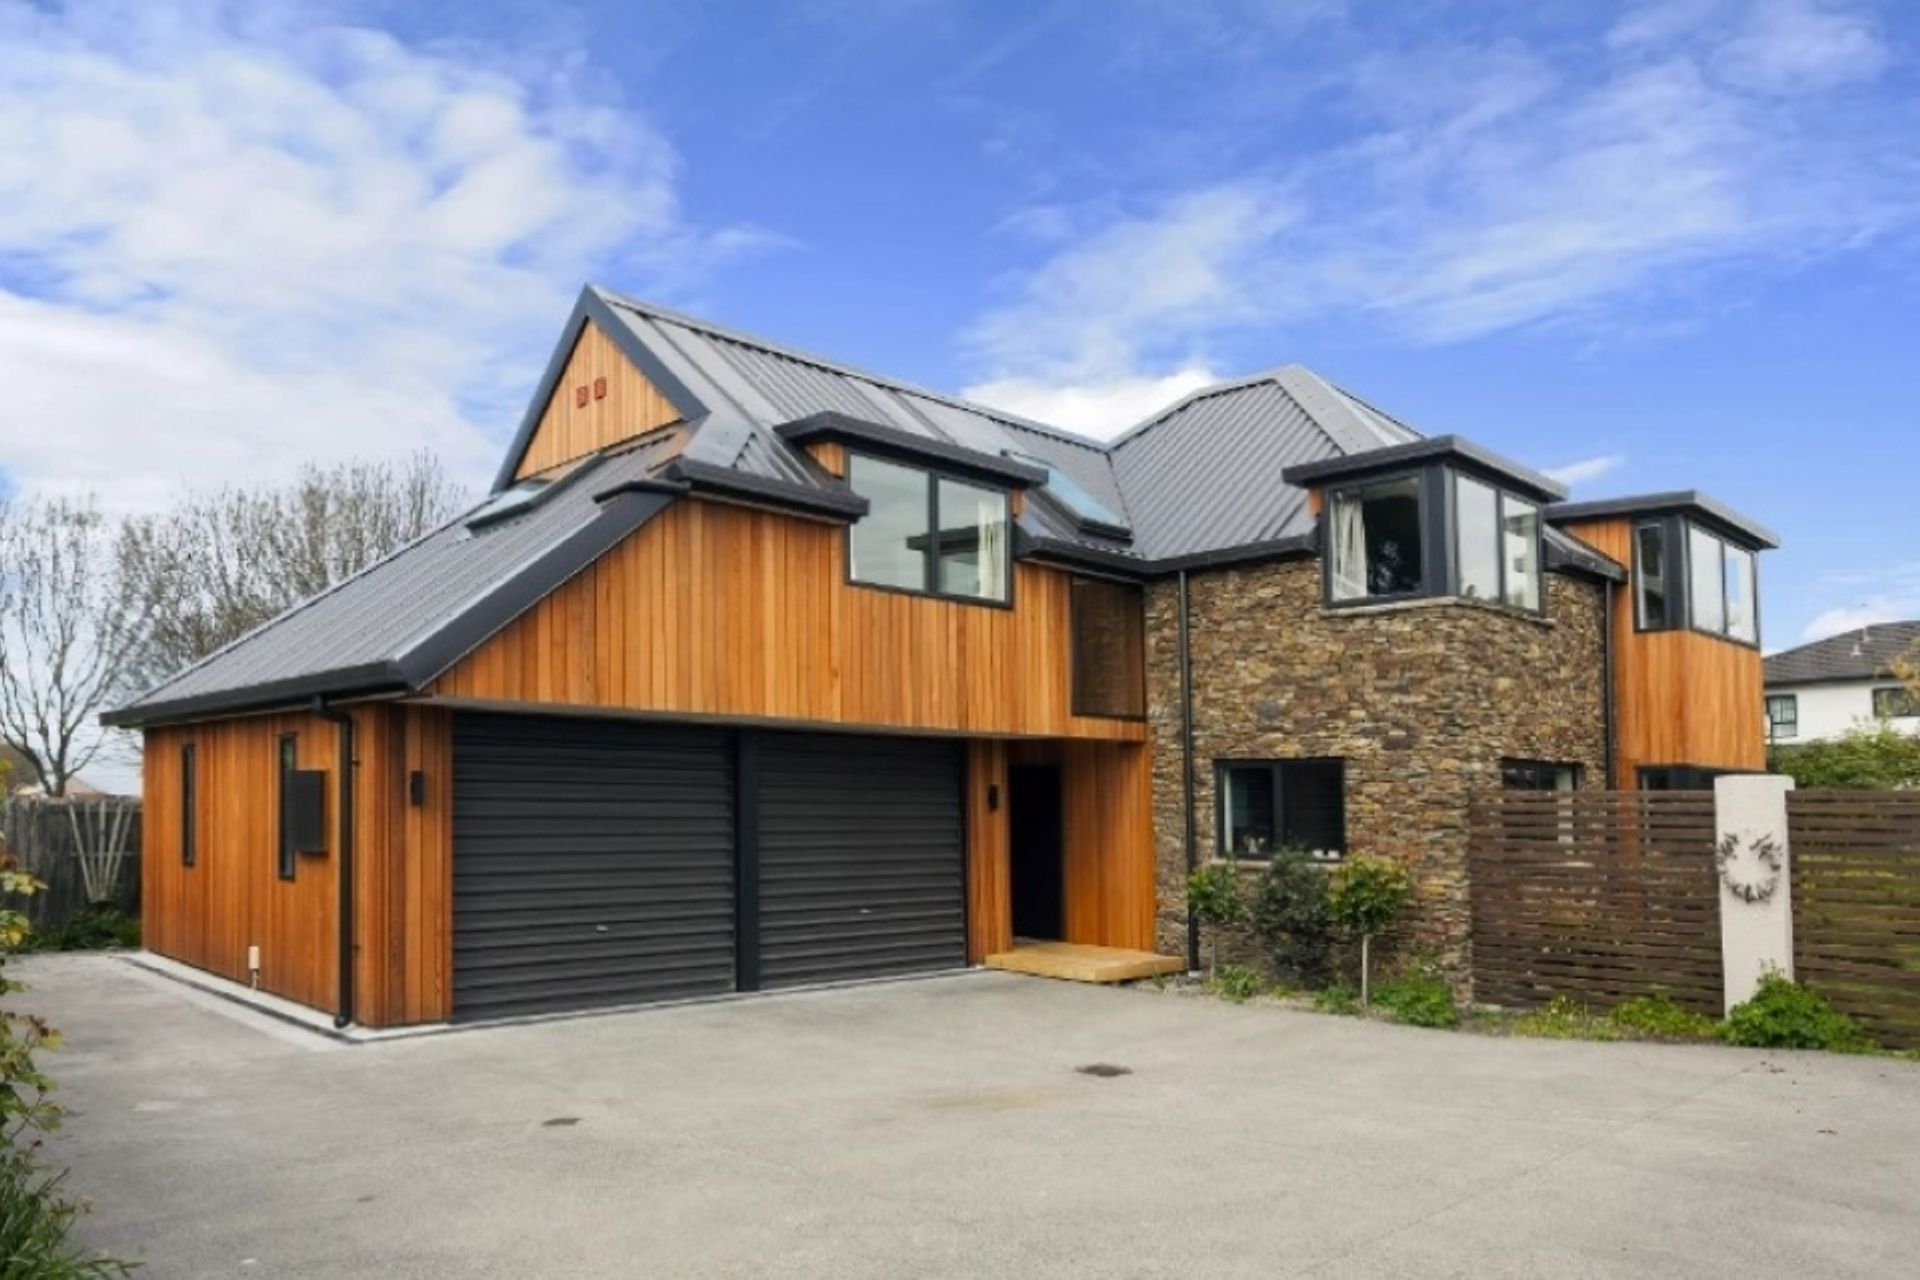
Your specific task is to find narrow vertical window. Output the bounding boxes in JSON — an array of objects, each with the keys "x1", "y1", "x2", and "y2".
[
  {"x1": 1501, "y1": 497, "x2": 1541, "y2": 611},
  {"x1": 1455, "y1": 475, "x2": 1501, "y2": 602},
  {"x1": 277, "y1": 734, "x2": 297, "y2": 881},
  {"x1": 935, "y1": 476, "x2": 1011, "y2": 603},
  {"x1": 181, "y1": 743, "x2": 197, "y2": 868},
  {"x1": 1724, "y1": 544, "x2": 1757, "y2": 643},
  {"x1": 1636, "y1": 524, "x2": 1669, "y2": 629},
  {"x1": 1688, "y1": 525, "x2": 1726, "y2": 635}
]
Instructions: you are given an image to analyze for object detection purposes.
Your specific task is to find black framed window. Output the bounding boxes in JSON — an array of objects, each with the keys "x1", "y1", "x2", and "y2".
[
  {"x1": 1502, "y1": 759, "x2": 1581, "y2": 791},
  {"x1": 1070, "y1": 577, "x2": 1145, "y2": 718},
  {"x1": 1217, "y1": 759, "x2": 1345, "y2": 860},
  {"x1": 1635, "y1": 523, "x2": 1669, "y2": 629},
  {"x1": 1329, "y1": 474, "x2": 1425, "y2": 601},
  {"x1": 181, "y1": 743, "x2": 197, "y2": 868},
  {"x1": 1766, "y1": 694, "x2": 1799, "y2": 740},
  {"x1": 277, "y1": 734, "x2": 297, "y2": 881},
  {"x1": 847, "y1": 453, "x2": 1010, "y2": 603},
  {"x1": 1636, "y1": 518, "x2": 1759, "y2": 644},
  {"x1": 1872, "y1": 686, "x2": 1919, "y2": 720},
  {"x1": 1638, "y1": 765, "x2": 1727, "y2": 791}
]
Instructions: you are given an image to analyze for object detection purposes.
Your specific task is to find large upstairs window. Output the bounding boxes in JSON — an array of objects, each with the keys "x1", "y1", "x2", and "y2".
[
  {"x1": 1633, "y1": 517, "x2": 1759, "y2": 645},
  {"x1": 1325, "y1": 465, "x2": 1544, "y2": 613},
  {"x1": 847, "y1": 453, "x2": 1011, "y2": 604}
]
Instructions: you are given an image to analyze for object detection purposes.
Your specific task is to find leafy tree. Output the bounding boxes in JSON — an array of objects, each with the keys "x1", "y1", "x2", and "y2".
[
  {"x1": 1769, "y1": 721, "x2": 1920, "y2": 790},
  {"x1": 1249, "y1": 849, "x2": 1334, "y2": 987},
  {"x1": 1327, "y1": 855, "x2": 1412, "y2": 1006},
  {"x1": 1186, "y1": 858, "x2": 1245, "y2": 976}
]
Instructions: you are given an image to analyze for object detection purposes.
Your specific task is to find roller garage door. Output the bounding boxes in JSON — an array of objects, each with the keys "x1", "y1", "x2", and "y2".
[
  {"x1": 754, "y1": 733, "x2": 966, "y2": 988},
  {"x1": 451, "y1": 714, "x2": 736, "y2": 1021}
]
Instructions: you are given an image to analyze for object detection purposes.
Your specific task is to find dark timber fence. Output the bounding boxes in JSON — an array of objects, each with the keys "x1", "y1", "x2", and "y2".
[
  {"x1": 0, "y1": 796, "x2": 142, "y2": 932},
  {"x1": 1788, "y1": 791, "x2": 1920, "y2": 1050},
  {"x1": 1467, "y1": 791, "x2": 1722, "y2": 1014}
]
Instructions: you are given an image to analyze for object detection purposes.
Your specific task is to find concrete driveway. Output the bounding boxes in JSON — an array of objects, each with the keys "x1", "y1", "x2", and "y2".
[{"x1": 21, "y1": 955, "x2": 1920, "y2": 1279}]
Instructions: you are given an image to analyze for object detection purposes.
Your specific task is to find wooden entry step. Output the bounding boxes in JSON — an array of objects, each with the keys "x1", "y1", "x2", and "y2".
[{"x1": 982, "y1": 941, "x2": 1185, "y2": 984}]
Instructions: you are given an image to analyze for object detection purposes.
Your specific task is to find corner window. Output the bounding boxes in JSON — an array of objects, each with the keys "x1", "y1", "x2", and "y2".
[
  {"x1": 1872, "y1": 686, "x2": 1919, "y2": 719},
  {"x1": 277, "y1": 734, "x2": 298, "y2": 881},
  {"x1": 1635, "y1": 523, "x2": 1669, "y2": 629},
  {"x1": 1502, "y1": 498, "x2": 1541, "y2": 611},
  {"x1": 1687, "y1": 524, "x2": 1758, "y2": 644},
  {"x1": 1456, "y1": 476, "x2": 1501, "y2": 602},
  {"x1": 1329, "y1": 475, "x2": 1424, "y2": 601},
  {"x1": 1766, "y1": 694, "x2": 1799, "y2": 740},
  {"x1": 1502, "y1": 759, "x2": 1581, "y2": 792},
  {"x1": 181, "y1": 743, "x2": 197, "y2": 868},
  {"x1": 1070, "y1": 577, "x2": 1145, "y2": 718},
  {"x1": 1217, "y1": 759, "x2": 1346, "y2": 860},
  {"x1": 847, "y1": 453, "x2": 1010, "y2": 603}
]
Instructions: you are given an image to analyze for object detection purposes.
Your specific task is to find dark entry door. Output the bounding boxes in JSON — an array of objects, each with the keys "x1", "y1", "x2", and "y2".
[
  {"x1": 450, "y1": 713, "x2": 737, "y2": 1022},
  {"x1": 1009, "y1": 764, "x2": 1064, "y2": 940},
  {"x1": 755, "y1": 732, "x2": 966, "y2": 988}
]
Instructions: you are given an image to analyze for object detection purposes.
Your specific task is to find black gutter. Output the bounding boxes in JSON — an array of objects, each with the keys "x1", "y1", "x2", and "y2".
[
  {"x1": 102, "y1": 664, "x2": 409, "y2": 729},
  {"x1": 313, "y1": 696, "x2": 355, "y2": 1029},
  {"x1": 1178, "y1": 569, "x2": 1200, "y2": 973},
  {"x1": 774, "y1": 411, "x2": 1050, "y2": 488},
  {"x1": 664, "y1": 458, "x2": 870, "y2": 520}
]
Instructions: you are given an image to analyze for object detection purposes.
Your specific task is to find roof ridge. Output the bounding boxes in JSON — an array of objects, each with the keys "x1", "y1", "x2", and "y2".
[
  {"x1": 1105, "y1": 366, "x2": 1305, "y2": 451},
  {"x1": 592, "y1": 285, "x2": 1114, "y2": 454}
]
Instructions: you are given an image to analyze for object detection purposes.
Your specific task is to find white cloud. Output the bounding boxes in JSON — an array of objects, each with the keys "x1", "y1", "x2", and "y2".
[
  {"x1": 965, "y1": 1, "x2": 1911, "y2": 404},
  {"x1": 1801, "y1": 600, "x2": 1916, "y2": 643},
  {"x1": 0, "y1": 0, "x2": 771, "y2": 510},
  {"x1": 962, "y1": 365, "x2": 1220, "y2": 439},
  {"x1": 1545, "y1": 453, "x2": 1628, "y2": 487}
]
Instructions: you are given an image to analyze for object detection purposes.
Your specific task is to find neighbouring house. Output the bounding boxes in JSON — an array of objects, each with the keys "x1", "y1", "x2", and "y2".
[
  {"x1": 1763, "y1": 622, "x2": 1920, "y2": 744},
  {"x1": 104, "y1": 286, "x2": 1777, "y2": 1027}
]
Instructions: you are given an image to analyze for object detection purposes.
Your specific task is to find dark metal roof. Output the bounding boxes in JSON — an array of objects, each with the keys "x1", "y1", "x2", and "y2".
[
  {"x1": 1548, "y1": 491, "x2": 1779, "y2": 551},
  {"x1": 1765, "y1": 622, "x2": 1920, "y2": 687}
]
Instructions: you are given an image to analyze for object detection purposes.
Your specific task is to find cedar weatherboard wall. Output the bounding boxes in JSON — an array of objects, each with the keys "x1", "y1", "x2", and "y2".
[
  {"x1": 512, "y1": 319, "x2": 684, "y2": 479},
  {"x1": 1145, "y1": 559, "x2": 1608, "y2": 981},
  {"x1": 1560, "y1": 518, "x2": 1765, "y2": 784}
]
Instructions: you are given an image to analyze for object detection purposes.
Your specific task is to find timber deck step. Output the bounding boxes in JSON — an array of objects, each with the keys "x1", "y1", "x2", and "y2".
[{"x1": 982, "y1": 942, "x2": 1185, "y2": 984}]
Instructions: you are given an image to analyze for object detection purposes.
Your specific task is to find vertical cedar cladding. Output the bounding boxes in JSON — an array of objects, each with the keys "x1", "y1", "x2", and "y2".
[{"x1": 513, "y1": 320, "x2": 684, "y2": 479}]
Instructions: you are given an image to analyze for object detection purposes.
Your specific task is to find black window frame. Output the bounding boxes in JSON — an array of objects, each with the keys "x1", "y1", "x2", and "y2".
[
  {"x1": 1637, "y1": 764, "x2": 1730, "y2": 791},
  {"x1": 1766, "y1": 693, "x2": 1799, "y2": 740},
  {"x1": 277, "y1": 733, "x2": 298, "y2": 881},
  {"x1": 181, "y1": 742, "x2": 197, "y2": 868},
  {"x1": 1214, "y1": 758, "x2": 1347, "y2": 861},
  {"x1": 1872, "y1": 686, "x2": 1919, "y2": 720},
  {"x1": 1634, "y1": 521, "x2": 1671, "y2": 631},
  {"x1": 1501, "y1": 758, "x2": 1583, "y2": 792},
  {"x1": 1633, "y1": 515, "x2": 1760, "y2": 648},
  {"x1": 844, "y1": 450, "x2": 1013, "y2": 608},
  {"x1": 1068, "y1": 575, "x2": 1146, "y2": 720},
  {"x1": 1322, "y1": 462, "x2": 1545, "y2": 617}
]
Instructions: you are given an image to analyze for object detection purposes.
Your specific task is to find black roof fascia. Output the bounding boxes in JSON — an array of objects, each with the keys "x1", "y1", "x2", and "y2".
[
  {"x1": 1015, "y1": 533, "x2": 1151, "y2": 579},
  {"x1": 1281, "y1": 435, "x2": 1568, "y2": 504},
  {"x1": 1147, "y1": 534, "x2": 1320, "y2": 576},
  {"x1": 490, "y1": 287, "x2": 708, "y2": 494},
  {"x1": 1547, "y1": 491, "x2": 1779, "y2": 551},
  {"x1": 104, "y1": 489, "x2": 684, "y2": 729},
  {"x1": 664, "y1": 458, "x2": 870, "y2": 520},
  {"x1": 775, "y1": 412, "x2": 1049, "y2": 489},
  {"x1": 100, "y1": 662, "x2": 410, "y2": 728}
]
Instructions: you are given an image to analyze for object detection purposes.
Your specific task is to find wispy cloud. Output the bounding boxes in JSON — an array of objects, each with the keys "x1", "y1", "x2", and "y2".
[
  {"x1": 0, "y1": 0, "x2": 775, "y2": 509},
  {"x1": 1546, "y1": 454, "x2": 1629, "y2": 487},
  {"x1": 1800, "y1": 557, "x2": 1920, "y2": 641},
  {"x1": 963, "y1": 0, "x2": 1915, "y2": 429}
]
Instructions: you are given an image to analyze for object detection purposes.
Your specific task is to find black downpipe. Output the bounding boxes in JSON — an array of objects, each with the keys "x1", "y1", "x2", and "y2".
[
  {"x1": 1178, "y1": 570, "x2": 1200, "y2": 972},
  {"x1": 313, "y1": 696, "x2": 355, "y2": 1029},
  {"x1": 1601, "y1": 586, "x2": 1618, "y2": 789}
]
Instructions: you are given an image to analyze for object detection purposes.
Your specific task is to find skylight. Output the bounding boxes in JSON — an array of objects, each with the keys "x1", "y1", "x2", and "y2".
[
  {"x1": 1004, "y1": 450, "x2": 1128, "y2": 533},
  {"x1": 466, "y1": 456, "x2": 595, "y2": 530}
]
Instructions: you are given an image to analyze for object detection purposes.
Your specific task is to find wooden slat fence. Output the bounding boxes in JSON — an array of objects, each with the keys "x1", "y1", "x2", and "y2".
[
  {"x1": 1789, "y1": 791, "x2": 1920, "y2": 1050},
  {"x1": 0, "y1": 796, "x2": 142, "y2": 932},
  {"x1": 1468, "y1": 791, "x2": 1722, "y2": 1013}
]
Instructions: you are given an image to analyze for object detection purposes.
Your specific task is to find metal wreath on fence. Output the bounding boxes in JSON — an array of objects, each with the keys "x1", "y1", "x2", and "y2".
[{"x1": 1715, "y1": 831, "x2": 1783, "y2": 904}]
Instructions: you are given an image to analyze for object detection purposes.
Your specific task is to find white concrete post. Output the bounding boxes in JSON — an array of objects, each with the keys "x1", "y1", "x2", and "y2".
[{"x1": 1713, "y1": 775, "x2": 1795, "y2": 1015}]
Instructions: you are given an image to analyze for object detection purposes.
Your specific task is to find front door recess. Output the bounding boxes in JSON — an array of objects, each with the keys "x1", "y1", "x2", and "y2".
[{"x1": 1009, "y1": 764, "x2": 1064, "y2": 940}]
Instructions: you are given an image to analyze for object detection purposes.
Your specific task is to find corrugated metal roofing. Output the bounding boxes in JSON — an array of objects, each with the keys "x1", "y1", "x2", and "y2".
[
  {"x1": 1765, "y1": 621, "x2": 1920, "y2": 686},
  {"x1": 117, "y1": 437, "x2": 681, "y2": 715}
]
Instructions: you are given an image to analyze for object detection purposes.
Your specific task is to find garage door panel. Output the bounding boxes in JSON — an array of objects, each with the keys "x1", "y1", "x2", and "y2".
[
  {"x1": 452, "y1": 714, "x2": 735, "y2": 1021},
  {"x1": 756, "y1": 733, "x2": 964, "y2": 990}
]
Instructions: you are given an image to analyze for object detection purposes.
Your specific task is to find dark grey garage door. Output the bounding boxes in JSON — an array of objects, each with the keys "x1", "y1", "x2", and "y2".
[
  {"x1": 451, "y1": 714, "x2": 736, "y2": 1022},
  {"x1": 755, "y1": 733, "x2": 966, "y2": 989}
]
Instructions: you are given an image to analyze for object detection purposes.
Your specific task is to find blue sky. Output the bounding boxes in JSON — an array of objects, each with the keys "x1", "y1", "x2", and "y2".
[{"x1": 1, "y1": 0, "x2": 1916, "y2": 648}]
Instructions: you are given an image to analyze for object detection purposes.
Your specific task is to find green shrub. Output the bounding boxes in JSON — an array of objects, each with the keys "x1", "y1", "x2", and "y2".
[
  {"x1": 1207, "y1": 964, "x2": 1263, "y2": 1003},
  {"x1": 1609, "y1": 995, "x2": 1720, "y2": 1041},
  {"x1": 1249, "y1": 850, "x2": 1334, "y2": 987},
  {"x1": 30, "y1": 908, "x2": 140, "y2": 954},
  {"x1": 1327, "y1": 856, "x2": 1411, "y2": 1005},
  {"x1": 1185, "y1": 859, "x2": 1245, "y2": 975},
  {"x1": 1510, "y1": 996, "x2": 1619, "y2": 1041},
  {"x1": 1722, "y1": 973, "x2": 1878, "y2": 1052},
  {"x1": 1768, "y1": 721, "x2": 1920, "y2": 789},
  {"x1": 1312, "y1": 983, "x2": 1359, "y2": 1015},
  {"x1": 1371, "y1": 967, "x2": 1458, "y2": 1028},
  {"x1": 0, "y1": 1152, "x2": 132, "y2": 1278}
]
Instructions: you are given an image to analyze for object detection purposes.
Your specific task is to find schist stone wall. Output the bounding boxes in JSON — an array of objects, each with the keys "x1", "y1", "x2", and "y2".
[{"x1": 1145, "y1": 556, "x2": 1609, "y2": 984}]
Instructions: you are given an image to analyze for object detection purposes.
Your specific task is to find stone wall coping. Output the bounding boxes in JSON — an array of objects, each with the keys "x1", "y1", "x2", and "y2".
[{"x1": 1323, "y1": 594, "x2": 1557, "y2": 630}]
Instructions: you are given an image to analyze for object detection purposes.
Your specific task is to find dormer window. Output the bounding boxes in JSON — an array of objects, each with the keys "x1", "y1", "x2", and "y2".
[
  {"x1": 1630, "y1": 516, "x2": 1760, "y2": 645},
  {"x1": 846, "y1": 452, "x2": 1011, "y2": 604},
  {"x1": 1322, "y1": 462, "x2": 1545, "y2": 613},
  {"x1": 1328, "y1": 475, "x2": 1425, "y2": 600}
]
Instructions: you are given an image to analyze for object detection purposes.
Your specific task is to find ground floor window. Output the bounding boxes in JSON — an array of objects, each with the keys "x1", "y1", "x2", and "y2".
[
  {"x1": 1766, "y1": 694, "x2": 1799, "y2": 740},
  {"x1": 1501, "y1": 759, "x2": 1581, "y2": 792},
  {"x1": 1638, "y1": 765, "x2": 1727, "y2": 791},
  {"x1": 1216, "y1": 758, "x2": 1346, "y2": 860},
  {"x1": 1872, "y1": 686, "x2": 1919, "y2": 720}
]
